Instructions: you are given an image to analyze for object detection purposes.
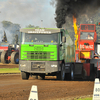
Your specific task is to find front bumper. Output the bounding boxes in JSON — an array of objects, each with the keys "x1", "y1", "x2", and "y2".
[{"x1": 19, "y1": 60, "x2": 60, "y2": 73}]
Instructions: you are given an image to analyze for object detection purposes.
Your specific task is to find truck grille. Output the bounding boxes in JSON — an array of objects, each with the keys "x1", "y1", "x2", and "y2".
[
  {"x1": 24, "y1": 51, "x2": 54, "y2": 60},
  {"x1": 31, "y1": 62, "x2": 45, "y2": 71}
]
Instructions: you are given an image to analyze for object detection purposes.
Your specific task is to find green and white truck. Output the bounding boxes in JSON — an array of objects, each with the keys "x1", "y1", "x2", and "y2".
[{"x1": 19, "y1": 28, "x2": 75, "y2": 80}]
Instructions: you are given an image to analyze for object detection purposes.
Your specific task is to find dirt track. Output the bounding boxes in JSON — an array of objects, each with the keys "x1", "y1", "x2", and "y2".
[
  {"x1": 0, "y1": 64, "x2": 94, "y2": 100},
  {"x1": 0, "y1": 73, "x2": 94, "y2": 100},
  {"x1": 0, "y1": 63, "x2": 18, "y2": 68}
]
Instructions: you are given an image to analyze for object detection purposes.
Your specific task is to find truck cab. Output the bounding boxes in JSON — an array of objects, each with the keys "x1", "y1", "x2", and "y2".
[{"x1": 19, "y1": 28, "x2": 70, "y2": 80}]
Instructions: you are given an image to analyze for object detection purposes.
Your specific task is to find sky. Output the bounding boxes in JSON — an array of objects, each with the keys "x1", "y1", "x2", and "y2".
[{"x1": 0, "y1": 0, "x2": 56, "y2": 28}]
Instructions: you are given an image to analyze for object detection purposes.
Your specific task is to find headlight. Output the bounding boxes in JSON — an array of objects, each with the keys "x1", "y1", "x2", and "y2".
[
  {"x1": 20, "y1": 64, "x2": 26, "y2": 67},
  {"x1": 51, "y1": 65, "x2": 57, "y2": 67}
]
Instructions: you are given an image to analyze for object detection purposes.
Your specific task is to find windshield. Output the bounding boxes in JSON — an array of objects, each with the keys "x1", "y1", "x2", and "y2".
[
  {"x1": 20, "y1": 32, "x2": 58, "y2": 44},
  {"x1": 80, "y1": 32, "x2": 94, "y2": 40}
]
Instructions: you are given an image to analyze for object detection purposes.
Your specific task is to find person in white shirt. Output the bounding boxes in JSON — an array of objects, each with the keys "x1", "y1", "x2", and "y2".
[{"x1": 87, "y1": 33, "x2": 93, "y2": 39}]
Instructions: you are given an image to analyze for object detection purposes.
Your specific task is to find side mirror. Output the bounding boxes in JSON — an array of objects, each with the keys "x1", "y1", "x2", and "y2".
[
  {"x1": 62, "y1": 36, "x2": 66, "y2": 43},
  {"x1": 60, "y1": 43, "x2": 62, "y2": 47}
]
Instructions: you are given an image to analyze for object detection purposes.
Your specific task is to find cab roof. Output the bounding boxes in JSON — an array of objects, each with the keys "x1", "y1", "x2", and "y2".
[{"x1": 20, "y1": 28, "x2": 63, "y2": 34}]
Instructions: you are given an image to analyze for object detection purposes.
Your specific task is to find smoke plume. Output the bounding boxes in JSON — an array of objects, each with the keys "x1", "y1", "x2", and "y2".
[
  {"x1": 55, "y1": 0, "x2": 100, "y2": 28},
  {"x1": 0, "y1": 21, "x2": 20, "y2": 44}
]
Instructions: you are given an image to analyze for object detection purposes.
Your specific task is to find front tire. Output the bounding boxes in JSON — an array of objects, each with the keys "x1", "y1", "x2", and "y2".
[
  {"x1": 57, "y1": 63, "x2": 65, "y2": 80},
  {"x1": 21, "y1": 71, "x2": 29, "y2": 80},
  {"x1": 61, "y1": 63, "x2": 65, "y2": 80}
]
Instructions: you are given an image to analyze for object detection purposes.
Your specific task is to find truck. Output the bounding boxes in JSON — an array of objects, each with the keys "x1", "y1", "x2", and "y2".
[
  {"x1": 19, "y1": 25, "x2": 100, "y2": 80},
  {"x1": 19, "y1": 28, "x2": 75, "y2": 80}
]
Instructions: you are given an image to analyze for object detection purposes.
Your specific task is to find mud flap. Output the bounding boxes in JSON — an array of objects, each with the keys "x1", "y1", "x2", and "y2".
[{"x1": 83, "y1": 63, "x2": 95, "y2": 80}]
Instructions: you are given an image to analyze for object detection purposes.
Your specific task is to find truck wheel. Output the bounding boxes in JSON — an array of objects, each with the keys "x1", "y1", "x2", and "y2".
[
  {"x1": 21, "y1": 71, "x2": 29, "y2": 80},
  {"x1": 70, "y1": 64, "x2": 74, "y2": 80},
  {"x1": 1, "y1": 51, "x2": 8, "y2": 64},
  {"x1": 57, "y1": 63, "x2": 65, "y2": 80},
  {"x1": 61, "y1": 63, "x2": 65, "y2": 80},
  {"x1": 66, "y1": 64, "x2": 74, "y2": 80},
  {"x1": 11, "y1": 52, "x2": 19, "y2": 64}
]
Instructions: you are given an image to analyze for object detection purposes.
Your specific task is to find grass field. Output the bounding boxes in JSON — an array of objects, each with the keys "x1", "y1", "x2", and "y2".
[{"x1": 0, "y1": 68, "x2": 20, "y2": 73}]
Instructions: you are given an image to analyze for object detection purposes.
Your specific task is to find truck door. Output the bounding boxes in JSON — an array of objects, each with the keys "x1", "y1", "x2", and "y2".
[{"x1": 59, "y1": 32, "x2": 65, "y2": 60}]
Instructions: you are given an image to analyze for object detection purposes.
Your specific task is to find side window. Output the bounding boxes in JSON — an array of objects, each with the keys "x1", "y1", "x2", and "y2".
[
  {"x1": 61, "y1": 32, "x2": 63, "y2": 41},
  {"x1": 60, "y1": 32, "x2": 63, "y2": 44}
]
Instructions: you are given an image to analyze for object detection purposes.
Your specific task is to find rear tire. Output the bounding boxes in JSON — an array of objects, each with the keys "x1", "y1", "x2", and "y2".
[
  {"x1": 21, "y1": 71, "x2": 29, "y2": 80},
  {"x1": 11, "y1": 52, "x2": 19, "y2": 64},
  {"x1": 1, "y1": 51, "x2": 8, "y2": 64},
  {"x1": 70, "y1": 64, "x2": 74, "y2": 80},
  {"x1": 65, "y1": 64, "x2": 74, "y2": 80},
  {"x1": 61, "y1": 63, "x2": 65, "y2": 80}
]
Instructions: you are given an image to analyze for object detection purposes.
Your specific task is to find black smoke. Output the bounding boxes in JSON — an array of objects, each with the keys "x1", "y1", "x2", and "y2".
[{"x1": 55, "y1": 0, "x2": 100, "y2": 28}]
